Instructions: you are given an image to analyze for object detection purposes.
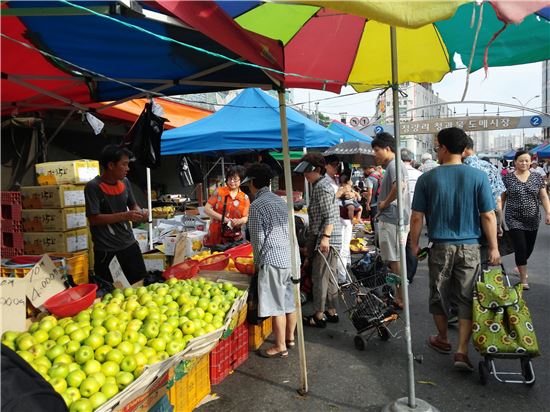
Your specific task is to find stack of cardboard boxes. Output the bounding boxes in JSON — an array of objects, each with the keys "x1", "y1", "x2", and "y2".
[{"x1": 21, "y1": 160, "x2": 98, "y2": 276}]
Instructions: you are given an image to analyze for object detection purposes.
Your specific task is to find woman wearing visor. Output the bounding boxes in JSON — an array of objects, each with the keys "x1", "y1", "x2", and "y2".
[{"x1": 295, "y1": 154, "x2": 342, "y2": 328}]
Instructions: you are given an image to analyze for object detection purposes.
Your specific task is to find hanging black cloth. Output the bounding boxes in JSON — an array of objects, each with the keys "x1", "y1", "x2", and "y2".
[{"x1": 123, "y1": 102, "x2": 166, "y2": 169}]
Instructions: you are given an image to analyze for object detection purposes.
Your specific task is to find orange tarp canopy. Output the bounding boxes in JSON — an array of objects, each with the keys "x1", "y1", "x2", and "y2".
[{"x1": 98, "y1": 98, "x2": 212, "y2": 129}]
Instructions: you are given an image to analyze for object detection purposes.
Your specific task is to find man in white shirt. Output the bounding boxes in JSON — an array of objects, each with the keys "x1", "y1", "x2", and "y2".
[
  {"x1": 531, "y1": 160, "x2": 546, "y2": 177},
  {"x1": 419, "y1": 152, "x2": 438, "y2": 173}
]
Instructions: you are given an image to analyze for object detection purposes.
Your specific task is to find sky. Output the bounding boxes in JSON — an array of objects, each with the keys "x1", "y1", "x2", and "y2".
[{"x1": 291, "y1": 62, "x2": 544, "y2": 124}]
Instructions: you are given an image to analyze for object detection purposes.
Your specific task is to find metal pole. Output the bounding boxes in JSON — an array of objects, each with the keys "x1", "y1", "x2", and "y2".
[
  {"x1": 146, "y1": 167, "x2": 154, "y2": 250},
  {"x1": 303, "y1": 147, "x2": 309, "y2": 205},
  {"x1": 278, "y1": 89, "x2": 308, "y2": 395},
  {"x1": 391, "y1": 25, "x2": 416, "y2": 408}
]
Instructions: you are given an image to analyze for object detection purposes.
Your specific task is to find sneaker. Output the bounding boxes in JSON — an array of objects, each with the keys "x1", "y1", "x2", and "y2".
[
  {"x1": 447, "y1": 315, "x2": 458, "y2": 324},
  {"x1": 453, "y1": 353, "x2": 474, "y2": 372}
]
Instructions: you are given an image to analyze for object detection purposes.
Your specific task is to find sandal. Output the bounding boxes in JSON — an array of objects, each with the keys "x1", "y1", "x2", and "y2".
[
  {"x1": 324, "y1": 311, "x2": 339, "y2": 323},
  {"x1": 427, "y1": 335, "x2": 451, "y2": 354},
  {"x1": 286, "y1": 340, "x2": 296, "y2": 349},
  {"x1": 257, "y1": 348, "x2": 288, "y2": 358},
  {"x1": 522, "y1": 283, "x2": 530, "y2": 290},
  {"x1": 303, "y1": 315, "x2": 326, "y2": 328}
]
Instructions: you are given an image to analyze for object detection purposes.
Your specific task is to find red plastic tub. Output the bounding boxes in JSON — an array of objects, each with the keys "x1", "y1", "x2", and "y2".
[
  {"x1": 198, "y1": 253, "x2": 230, "y2": 272},
  {"x1": 234, "y1": 256, "x2": 255, "y2": 275},
  {"x1": 44, "y1": 284, "x2": 97, "y2": 317},
  {"x1": 163, "y1": 259, "x2": 199, "y2": 280},
  {"x1": 225, "y1": 242, "x2": 253, "y2": 260}
]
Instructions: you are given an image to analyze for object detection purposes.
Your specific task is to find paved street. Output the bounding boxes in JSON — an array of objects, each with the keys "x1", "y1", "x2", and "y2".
[{"x1": 200, "y1": 223, "x2": 550, "y2": 412}]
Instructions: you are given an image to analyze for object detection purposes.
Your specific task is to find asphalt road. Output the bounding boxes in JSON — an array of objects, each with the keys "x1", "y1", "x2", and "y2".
[{"x1": 199, "y1": 223, "x2": 550, "y2": 412}]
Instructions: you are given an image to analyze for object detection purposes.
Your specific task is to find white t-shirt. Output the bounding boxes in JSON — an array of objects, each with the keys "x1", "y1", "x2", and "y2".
[{"x1": 405, "y1": 164, "x2": 423, "y2": 205}]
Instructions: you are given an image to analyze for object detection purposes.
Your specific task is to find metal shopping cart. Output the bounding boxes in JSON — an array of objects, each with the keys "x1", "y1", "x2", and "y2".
[{"x1": 319, "y1": 247, "x2": 401, "y2": 351}]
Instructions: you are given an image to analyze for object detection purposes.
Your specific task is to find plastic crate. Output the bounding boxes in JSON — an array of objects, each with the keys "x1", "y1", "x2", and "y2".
[
  {"x1": 149, "y1": 395, "x2": 174, "y2": 412},
  {"x1": 1, "y1": 232, "x2": 23, "y2": 249},
  {"x1": 1, "y1": 246, "x2": 24, "y2": 259},
  {"x1": 237, "y1": 303, "x2": 247, "y2": 327},
  {"x1": 1, "y1": 219, "x2": 23, "y2": 233},
  {"x1": 210, "y1": 322, "x2": 249, "y2": 385},
  {"x1": 1, "y1": 191, "x2": 21, "y2": 205},
  {"x1": 248, "y1": 317, "x2": 272, "y2": 351},
  {"x1": 50, "y1": 251, "x2": 89, "y2": 284},
  {"x1": 1, "y1": 203, "x2": 22, "y2": 221},
  {"x1": 168, "y1": 354, "x2": 210, "y2": 412}
]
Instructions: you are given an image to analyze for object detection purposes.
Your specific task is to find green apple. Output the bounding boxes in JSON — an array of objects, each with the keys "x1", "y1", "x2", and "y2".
[
  {"x1": 105, "y1": 349, "x2": 124, "y2": 364},
  {"x1": 17, "y1": 350, "x2": 34, "y2": 363},
  {"x1": 207, "y1": 302, "x2": 220, "y2": 315},
  {"x1": 125, "y1": 319, "x2": 143, "y2": 332},
  {"x1": 117, "y1": 341, "x2": 134, "y2": 357},
  {"x1": 140, "y1": 347, "x2": 155, "y2": 360},
  {"x1": 133, "y1": 352, "x2": 147, "y2": 368},
  {"x1": 2, "y1": 331, "x2": 19, "y2": 342},
  {"x1": 89, "y1": 372, "x2": 106, "y2": 387},
  {"x1": 84, "y1": 333, "x2": 104, "y2": 350},
  {"x1": 61, "y1": 391, "x2": 73, "y2": 407},
  {"x1": 186, "y1": 309, "x2": 199, "y2": 321},
  {"x1": 48, "y1": 363, "x2": 70, "y2": 379},
  {"x1": 32, "y1": 329, "x2": 49, "y2": 344},
  {"x1": 193, "y1": 328, "x2": 205, "y2": 338},
  {"x1": 34, "y1": 355, "x2": 52, "y2": 369},
  {"x1": 65, "y1": 340, "x2": 80, "y2": 355},
  {"x1": 94, "y1": 345, "x2": 112, "y2": 362},
  {"x1": 56, "y1": 335, "x2": 71, "y2": 346},
  {"x1": 91, "y1": 307, "x2": 107, "y2": 321},
  {"x1": 57, "y1": 318, "x2": 73, "y2": 328},
  {"x1": 141, "y1": 322, "x2": 159, "y2": 339},
  {"x1": 79, "y1": 376, "x2": 100, "y2": 398},
  {"x1": 171, "y1": 329, "x2": 183, "y2": 341},
  {"x1": 83, "y1": 359, "x2": 102, "y2": 375},
  {"x1": 91, "y1": 318, "x2": 104, "y2": 328},
  {"x1": 91, "y1": 326, "x2": 108, "y2": 336},
  {"x1": 132, "y1": 342, "x2": 142, "y2": 355},
  {"x1": 17, "y1": 335, "x2": 36, "y2": 351},
  {"x1": 100, "y1": 382, "x2": 119, "y2": 399},
  {"x1": 74, "y1": 310, "x2": 91, "y2": 323},
  {"x1": 118, "y1": 311, "x2": 130, "y2": 323},
  {"x1": 89, "y1": 391, "x2": 108, "y2": 410},
  {"x1": 157, "y1": 351, "x2": 169, "y2": 361},
  {"x1": 136, "y1": 333, "x2": 147, "y2": 347},
  {"x1": 132, "y1": 306, "x2": 149, "y2": 321},
  {"x1": 50, "y1": 377, "x2": 68, "y2": 394},
  {"x1": 64, "y1": 322, "x2": 79, "y2": 335},
  {"x1": 204, "y1": 324, "x2": 216, "y2": 333},
  {"x1": 104, "y1": 331, "x2": 122, "y2": 347},
  {"x1": 39, "y1": 316, "x2": 57, "y2": 331},
  {"x1": 165, "y1": 340, "x2": 184, "y2": 356},
  {"x1": 63, "y1": 387, "x2": 81, "y2": 404},
  {"x1": 148, "y1": 337, "x2": 166, "y2": 353},
  {"x1": 46, "y1": 344, "x2": 65, "y2": 361},
  {"x1": 103, "y1": 316, "x2": 121, "y2": 332},
  {"x1": 31, "y1": 361, "x2": 49, "y2": 377},
  {"x1": 53, "y1": 353, "x2": 73, "y2": 365},
  {"x1": 203, "y1": 312, "x2": 214, "y2": 323},
  {"x1": 123, "y1": 299, "x2": 140, "y2": 313},
  {"x1": 146, "y1": 311, "x2": 161, "y2": 323},
  {"x1": 104, "y1": 376, "x2": 116, "y2": 386},
  {"x1": 138, "y1": 293, "x2": 152, "y2": 305},
  {"x1": 28, "y1": 344, "x2": 46, "y2": 358},
  {"x1": 115, "y1": 371, "x2": 134, "y2": 390},
  {"x1": 120, "y1": 355, "x2": 137, "y2": 372},
  {"x1": 100, "y1": 360, "x2": 120, "y2": 377},
  {"x1": 74, "y1": 346, "x2": 94, "y2": 364},
  {"x1": 2, "y1": 340, "x2": 15, "y2": 350},
  {"x1": 68, "y1": 397, "x2": 92, "y2": 412},
  {"x1": 122, "y1": 330, "x2": 139, "y2": 343},
  {"x1": 67, "y1": 363, "x2": 80, "y2": 372}
]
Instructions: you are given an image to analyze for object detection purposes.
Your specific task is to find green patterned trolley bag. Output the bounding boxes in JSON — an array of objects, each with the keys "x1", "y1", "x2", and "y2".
[{"x1": 472, "y1": 267, "x2": 540, "y2": 357}]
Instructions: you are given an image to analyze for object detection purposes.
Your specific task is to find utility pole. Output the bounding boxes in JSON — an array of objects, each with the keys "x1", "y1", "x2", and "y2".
[{"x1": 512, "y1": 95, "x2": 540, "y2": 148}]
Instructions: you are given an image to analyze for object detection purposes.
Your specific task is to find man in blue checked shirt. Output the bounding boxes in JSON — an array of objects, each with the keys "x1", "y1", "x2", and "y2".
[{"x1": 243, "y1": 163, "x2": 298, "y2": 359}]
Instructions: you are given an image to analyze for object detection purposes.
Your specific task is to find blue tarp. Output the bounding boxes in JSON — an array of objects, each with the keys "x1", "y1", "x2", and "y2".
[
  {"x1": 529, "y1": 142, "x2": 549, "y2": 155},
  {"x1": 327, "y1": 120, "x2": 372, "y2": 143},
  {"x1": 161, "y1": 89, "x2": 342, "y2": 155},
  {"x1": 538, "y1": 144, "x2": 550, "y2": 159},
  {"x1": 503, "y1": 150, "x2": 516, "y2": 160}
]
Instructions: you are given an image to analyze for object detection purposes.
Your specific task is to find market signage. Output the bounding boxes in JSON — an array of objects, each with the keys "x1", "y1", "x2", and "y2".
[{"x1": 399, "y1": 116, "x2": 521, "y2": 135}]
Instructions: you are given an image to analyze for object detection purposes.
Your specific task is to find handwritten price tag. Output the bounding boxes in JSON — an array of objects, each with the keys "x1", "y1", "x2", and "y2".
[
  {"x1": 109, "y1": 256, "x2": 131, "y2": 289},
  {"x1": 0, "y1": 278, "x2": 27, "y2": 333},
  {"x1": 25, "y1": 255, "x2": 66, "y2": 307}
]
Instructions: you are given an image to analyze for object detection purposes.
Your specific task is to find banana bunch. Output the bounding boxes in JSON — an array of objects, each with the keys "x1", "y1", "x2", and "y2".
[
  {"x1": 350, "y1": 237, "x2": 370, "y2": 253},
  {"x1": 152, "y1": 206, "x2": 175, "y2": 218}
]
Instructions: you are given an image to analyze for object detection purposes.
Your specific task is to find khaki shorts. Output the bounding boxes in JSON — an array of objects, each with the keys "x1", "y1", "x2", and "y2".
[
  {"x1": 428, "y1": 243, "x2": 481, "y2": 320},
  {"x1": 378, "y1": 221, "x2": 409, "y2": 262}
]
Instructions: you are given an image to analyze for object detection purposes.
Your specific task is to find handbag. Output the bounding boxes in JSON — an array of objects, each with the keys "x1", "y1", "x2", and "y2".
[
  {"x1": 246, "y1": 272, "x2": 268, "y2": 325},
  {"x1": 220, "y1": 195, "x2": 243, "y2": 243},
  {"x1": 497, "y1": 229, "x2": 515, "y2": 257}
]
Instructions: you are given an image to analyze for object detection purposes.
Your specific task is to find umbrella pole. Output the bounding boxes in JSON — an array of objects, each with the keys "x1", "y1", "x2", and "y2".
[
  {"x1": 146, "y1": 167, "x2": 154, "y2": 251},
  {"x1": 383, "y1": 27, "x2": 438, "y2": 412},
  {"x1": 303, "y1": 147, "x2": 309, "y2": 205},
  {"x1": 278, "y1": 89, "x2": 308, "y2": 395}
]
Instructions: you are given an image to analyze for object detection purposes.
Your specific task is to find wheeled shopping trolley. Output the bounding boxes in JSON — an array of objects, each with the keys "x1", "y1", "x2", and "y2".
[{"x1": 472, "y1": 266, "x2": 539, "y2": 385}]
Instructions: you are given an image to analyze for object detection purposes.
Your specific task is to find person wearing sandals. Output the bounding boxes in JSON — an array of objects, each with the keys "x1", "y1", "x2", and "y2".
[
  {"x1": 409, "y1": 127, "x2": 500, "y2": 372},
  {"x1": 501, "y1": 150, "x2": 550, "y2": 290},
  {"x1": 295, "y1": 153, "x2": 342, "y2": 328},
  {"x1": 244, "y1": 163, "x2": 298, "y2": 358}
]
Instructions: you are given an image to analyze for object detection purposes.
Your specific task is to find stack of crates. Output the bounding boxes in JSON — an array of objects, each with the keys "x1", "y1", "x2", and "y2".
[
  {"x1": 168, "y1": 354, "x2": 211, "y2": 412},
  {"x1": 1, "y1": 191, "x2": 24, "y2": 258},
  {"x1": 20, "y1": 160, "x2": 98, "y2": 261},
  {"x1": 210, "y1": 322, "x2": 249, "y2": 385},
  {"x1": 248, "y1": 316, "x2": 273, "y2": 351}
]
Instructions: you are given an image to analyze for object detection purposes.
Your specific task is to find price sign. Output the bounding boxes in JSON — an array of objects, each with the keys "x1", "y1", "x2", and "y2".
[
  {"x1": 25, "y1": 255, "x2": 66, "y2": 307},
  {"x1": 109, "y1": 256, "x2": 131, "y2": 289},
  {"x1": 1, "y1": 278, "x2": 27, "y2": 333}
]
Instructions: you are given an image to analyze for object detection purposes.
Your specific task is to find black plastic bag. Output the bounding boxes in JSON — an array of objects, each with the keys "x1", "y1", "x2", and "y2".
[{"x1": 247, "y1": 274, "x2": 268, "y2": 325}]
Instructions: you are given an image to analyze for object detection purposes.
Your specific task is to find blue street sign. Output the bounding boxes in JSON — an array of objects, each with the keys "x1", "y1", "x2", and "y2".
[
  {"x1": 530, "y1": 116, "x2": 542, "y2": 126},
  {"x1": 374, "y1": 125, "x2": 384, "y2": 134}
]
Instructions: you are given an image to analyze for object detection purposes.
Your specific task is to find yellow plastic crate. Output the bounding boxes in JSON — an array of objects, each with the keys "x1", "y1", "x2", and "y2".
[
  {"x1": 168, "y1": 353, "x2": 210, "y2": 412},
  {"x1": 248, "y1": 316, "x2": 272, "y2": 351},
  {"x1": 262, "y1": 316, "x2": 273, "y2": 339},
  {"x1": 1, "y1": 252, "x2": 88, "y2": 284},
  {"x1": 237, "y1": 303, "x2": 247, "y2": 328}
]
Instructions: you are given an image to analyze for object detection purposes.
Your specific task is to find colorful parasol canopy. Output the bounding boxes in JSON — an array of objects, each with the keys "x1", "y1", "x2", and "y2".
[{"x1": 158, "y1": 1, "x2": 550, "y2": 93}]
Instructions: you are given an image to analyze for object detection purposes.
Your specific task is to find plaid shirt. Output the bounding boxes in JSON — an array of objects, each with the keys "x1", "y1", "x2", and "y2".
[
  {"x1": 464, "y1": 155, "x2": 505, "y2": 202},
  {"x1": 307, "y1": 175, "x2": 342, "y2": 255},
  {"x1": 248, "y1": 187, "x2": 293, "y2": 268}
]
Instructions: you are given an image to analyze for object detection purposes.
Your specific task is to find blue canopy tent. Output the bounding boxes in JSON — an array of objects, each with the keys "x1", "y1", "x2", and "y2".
[
  {"x1": 538, "y1": 144, "x2": 550, "y2": 160},
  {"x1": 529, "y1": 142, "x2": 549, "y2": 157},
  {"x1": 161, "y1": 88, "x2": 341, "y2": 154},
  {"x1": 327, "y1": 120, "x2": 372, "y2": 143},
  {"x1": 503, "y1": 150, "x2": 516, "y2": 160}
]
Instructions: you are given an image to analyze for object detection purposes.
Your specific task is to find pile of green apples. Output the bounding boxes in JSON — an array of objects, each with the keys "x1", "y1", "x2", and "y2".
[{"x1": 1, "y1": 277, "x2": 243, "y2": 412}]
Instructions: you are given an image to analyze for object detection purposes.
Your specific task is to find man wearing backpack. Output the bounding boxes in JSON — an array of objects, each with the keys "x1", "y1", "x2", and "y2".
[{"x1": 361, "y1": 165, "x2": 383, "y2": 233}]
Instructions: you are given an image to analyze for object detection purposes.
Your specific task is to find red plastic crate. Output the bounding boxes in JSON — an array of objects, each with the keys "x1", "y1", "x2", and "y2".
[
  {"x1": 1, "y1": 232, "x2": 23, "y2": 249},
  {"x1": 1, "y1": 203, "x2": 22, "y2": 221},
  {"x1": 1, "y1": 191, "x2": 21, "y2": 205},
  {"x1": 1, "y1": 246, "x2": 24, "y2": 259},
  {"x1": 210, "y1": 322, "x2": 249, "y2": 385},
  {"x1": 1, "y1": 219, "x2": 23, "y2": 233}
]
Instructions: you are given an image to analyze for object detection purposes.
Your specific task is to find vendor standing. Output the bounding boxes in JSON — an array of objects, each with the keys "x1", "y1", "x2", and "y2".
[
  {"x1": 204, "y1": 166, "x2": 250, "y2": 246},
  {"x1": 85, "y1": 145, "x2": 148, "y2": 286}
]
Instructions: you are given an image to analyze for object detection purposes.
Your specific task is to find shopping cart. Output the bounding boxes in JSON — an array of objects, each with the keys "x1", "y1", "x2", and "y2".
[
  {"x1": 319, "y1": 247, "x2": 400, "y2": 351},
  {"x1": 472, "y1": 266, "x2": 538, "y2": 386}
]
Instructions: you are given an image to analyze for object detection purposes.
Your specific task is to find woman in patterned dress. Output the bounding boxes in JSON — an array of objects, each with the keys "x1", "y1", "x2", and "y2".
[{"x1": 501, "y1": 151, "x2": 550, "y2": 289}]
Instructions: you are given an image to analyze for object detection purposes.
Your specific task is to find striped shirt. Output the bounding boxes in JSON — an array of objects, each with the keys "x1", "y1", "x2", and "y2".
[
  {"x1": 307, "y1": 175, "x2": 342, "y2": 254},
  {"x1": 248, "y1": 187, "x2": 293, "y2": 268}
]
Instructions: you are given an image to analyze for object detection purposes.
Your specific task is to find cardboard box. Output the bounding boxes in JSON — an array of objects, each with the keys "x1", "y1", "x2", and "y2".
[
  {"x1": 142, "y1": 252, "x2": 167, "y2": 272},
  {"x1": 21, "y1": 185, "x2": 85, "y2": 209},
  {"x1": 23, "y1": 228, "x2": 88, "y2": 254},
  {"x1": 183, "y1": 230, "x2": 207, "y2": 258},
  {"x1": 35, "y1": 159, "x2": 99, "y2": 185},
  {"x1": 22, "y1": 207, "x2": 86, "y2": 232}
]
